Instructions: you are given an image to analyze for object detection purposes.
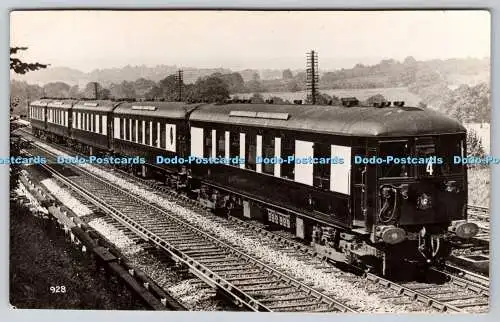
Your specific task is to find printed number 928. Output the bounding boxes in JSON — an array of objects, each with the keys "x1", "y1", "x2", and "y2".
[{"x1": 50, "y1": 286, "x2": 66, "y2": 293}]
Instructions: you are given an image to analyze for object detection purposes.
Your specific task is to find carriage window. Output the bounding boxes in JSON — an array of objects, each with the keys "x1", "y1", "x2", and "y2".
[
  {"x1": 379, "y1": 141, "x2": 410, "y2": 178},
  {"x1": 160, "y1": 123, "x2": 166, "y2": 149},
  {"x1": 95, "y1": 114, "x2": 99, "y2": 133},
  {"x1": 131, "y1": 119, "x2": 137, "y2": 142},
  {"x1": 216, "y1": 130, "x2": 225, "y2": 158},
  {"x1": 169, "y1": 126, "x2": 174, "y2": 148},
  {"x1": 281, "y1": 136, "x2": 295, "y2": 179},
  {"x1": 415, "y1": 137, "x2": 436, "y2": 177},
  {"x1": 436, "y1": 136, "x2": 463, "y2": 174},
  {"x1": 145, "y1": 121, "x2": 150, "y2": 145},
  {"x1": 313, "y1": 142, "x2": 331, "y2": 189},
  {"x1": 204, "y1": 129, "x2": 212, "y2": 158},
  {"x1": 152, "y1": 121, "x2": 158, "y2": 146},
  {"x1": 124, "y1": 119, "x2": 129, "y2": 140},
  {"x1": 262, "y1": 135, "x2": 274, "y2": 174},
  {"x1": 119, "y1": 118, "x2": 124, "y2": 139},
  {"x1": 246, "y1": 133, "x2": 256, "y2": 171},
  {"x1": 138, "y1": 120, "x2": 143, "y2": 144},
  {"x1": 230, "y1": 132, "x2": 239, "y2": 161}
]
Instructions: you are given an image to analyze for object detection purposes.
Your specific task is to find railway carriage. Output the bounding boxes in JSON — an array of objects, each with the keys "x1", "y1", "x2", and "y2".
[
  {"x1": 112, "y1": 101, "x2": 200, "y2": 185},
  {"x1": 71, "y1": 100, "x2": 119, "y2": 154},
  {"x1": 26, "y1": 97, "x2": 479, "y2": 275},
  {"x1": 46, "y1": 100, "x2": 76, "y2": 144},
  {"x1": 28, "y1": 99, "x2": 50, "y2": 138},
  {"x1": 188, "y1": 100, "x2": 478, "y2": 274}
]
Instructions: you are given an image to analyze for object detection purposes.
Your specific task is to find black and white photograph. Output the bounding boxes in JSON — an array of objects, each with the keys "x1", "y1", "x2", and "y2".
[{"x1": 9, "y1": 10, "x2": 491, "y2": 313}]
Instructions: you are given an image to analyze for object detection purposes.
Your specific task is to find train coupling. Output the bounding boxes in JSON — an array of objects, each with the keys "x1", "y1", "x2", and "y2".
[{"x1": 448, "y1": 220, "x2": 479, "y2": 239}]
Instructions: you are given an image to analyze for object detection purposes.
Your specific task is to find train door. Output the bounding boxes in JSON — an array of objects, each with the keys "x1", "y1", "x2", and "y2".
[{"x1": 353, "y1": 146, "x2": 368, "y2": 228}]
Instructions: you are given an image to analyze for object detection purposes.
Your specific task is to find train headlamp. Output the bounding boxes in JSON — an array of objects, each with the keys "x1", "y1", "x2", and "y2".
[
  {"x1": 449, "y1": 220, "x2": 479, "y2": 239},
  {"x1": 376, "y1": 225, "x2": 406, "y2": 244},
  {"x1": 417, "y1": 193, "x2": 432, "y2": 210}
]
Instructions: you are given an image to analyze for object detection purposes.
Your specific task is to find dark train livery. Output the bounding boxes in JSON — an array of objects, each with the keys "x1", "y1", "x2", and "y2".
[{"x1": 28, "y1": 98, "x2": 479, "y2": 274}]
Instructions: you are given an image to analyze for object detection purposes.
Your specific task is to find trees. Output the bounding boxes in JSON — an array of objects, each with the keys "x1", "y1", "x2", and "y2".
[
  {"x1": 282, "y1": 69, "x2": 293, "y2": 80},
  {"x1": 192, "y1": 76, "x2": 230, "y2": 102},
  {"x1": 10, "y1": 47, "x2": 49, "y2": 112},
  {"x1": 133, "y1": 78, "x2": 156, "y2": 97},
  {"x1": 10, "y1": 47, "x2": 48, "y2": 74},
  {"x1": 109, "y1": 81, "x2": 137, "y2": 99},
  {"x1": 10, "y1": 47, "x2": 48, "y2": 192},
  {"x1": 68, "y1": 85, "x2": 82, "y2": 99},
  {"x1": 439, "y1": 83, "x2": 491, "y2": 123},
  {"x1": 245, "y1": 79, "x2": 264, "y2": 93},
  {"x1": 212, "y1": 72, "x2": 245, "y2": 93},
  {"x1": 467, "y1": 129, "x2": 486, "y2": 161},
  {"x1": 43, "y1": 82, "x2": 71, "y2": 98},
  {"x1": 83, "y1": 82, "x2": 110, "y2": 99}
]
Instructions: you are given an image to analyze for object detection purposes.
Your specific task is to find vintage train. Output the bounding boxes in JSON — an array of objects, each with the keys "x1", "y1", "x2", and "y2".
[{"x1": 28, "y1": 97, "x2": 479, "y2": 275}]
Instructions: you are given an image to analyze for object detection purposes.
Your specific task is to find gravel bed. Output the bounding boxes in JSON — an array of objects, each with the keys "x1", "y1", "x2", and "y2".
[
  {"x1": 88, "y1": 218, "x2": 144, "y2": 256},
  {"x1": 40, "y1": 178, "x2": 93, "y2": 217},
  {"x1": 168, "y1": 279, "x2": 219, "y2": 310}
]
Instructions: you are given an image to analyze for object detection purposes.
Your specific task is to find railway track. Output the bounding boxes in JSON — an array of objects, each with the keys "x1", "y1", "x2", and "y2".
[
  {"x1": 19, "y1": 130, "x2": 490, "y2": 312},
  {"x1": 30, "y1": 146, "x2": 357, "y2": 313},
  {"x1": 98, "y1": 167, "x2": 490, "y2": 313}
]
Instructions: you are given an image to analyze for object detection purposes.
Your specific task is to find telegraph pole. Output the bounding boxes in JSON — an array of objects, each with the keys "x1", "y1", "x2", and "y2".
[
  {"x1": 306, "y1": 50, "x2": 319, "y2": 104},
  {"x1": 174, "y1": 70, "x2": 184, "y2": 102},
  {"x1": 93, "y1": 82, "x2": 99, "y2": 100}
]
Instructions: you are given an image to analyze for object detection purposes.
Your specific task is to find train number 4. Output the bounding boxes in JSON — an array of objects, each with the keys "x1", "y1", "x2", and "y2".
[{"x1": 426, "y1": 160, "x2": 434, "y2": 176}]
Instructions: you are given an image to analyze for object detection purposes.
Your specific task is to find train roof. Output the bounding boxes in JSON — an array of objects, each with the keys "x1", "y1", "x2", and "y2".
[
  {"x1": 73, "y1": 100, "x2": 121, "y2": 112},
  {"x1": 47, "y1": 99, "x2": 78, "y2": 109},
  {"x1": 30, "y1": 99, "x2": 52, "y2": 107},
  {"x1": 114, "y1": 101, "x2": 201, "y2": 119},
  {"x1": 189, "y1": 103, "x2": 466, "y2": 137}
]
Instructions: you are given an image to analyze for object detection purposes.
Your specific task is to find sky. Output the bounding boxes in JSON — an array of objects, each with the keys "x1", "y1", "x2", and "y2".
[{"x1": 10, "y1": 10, "x2": 491, "y2": 72}]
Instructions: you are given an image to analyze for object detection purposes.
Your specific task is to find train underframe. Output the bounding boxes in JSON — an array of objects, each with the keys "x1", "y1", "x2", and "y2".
[{"x1": 184, "y1": 179, "x2": 459, "y2": 277}]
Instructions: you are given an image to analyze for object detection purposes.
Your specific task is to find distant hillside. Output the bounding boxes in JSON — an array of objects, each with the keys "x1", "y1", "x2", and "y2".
[
  {"x1": 319, "y1": 57, "x2": 490, "y2": 89},
  {"x1": 10, "y1": 56, "x2": 489, "y2": 90},
  {"x1": 10, "y1": 67, "x2": 86, "y2": 86},
  {"x1": 11, "y1": 64, "x2": 232, "y2": 87}
]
